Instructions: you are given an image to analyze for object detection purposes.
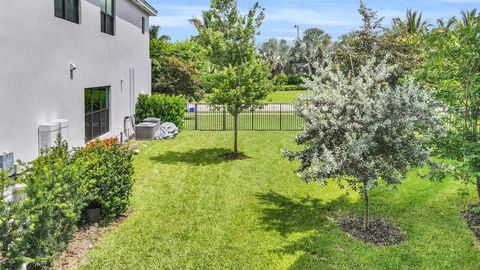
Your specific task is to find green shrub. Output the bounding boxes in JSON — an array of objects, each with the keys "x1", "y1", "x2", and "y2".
[
  {"x1": 273, "y1": 74, "x2": 288, "y2": 86},
  {"x1": 0, "y1": 137, "x2": 134, "y2": 269},
  {"x1": 135, "y1": 94, "x2": 185, "y2": 128},
  {"x1": 274, "y1": 85, "x2": 307, "y2": 92},
  {"x1": 73, "y1": 138, "x2": 134, "y2": 222},
  {"x1": 0, "y1": 172, "x2": 30, "y2": 270}
]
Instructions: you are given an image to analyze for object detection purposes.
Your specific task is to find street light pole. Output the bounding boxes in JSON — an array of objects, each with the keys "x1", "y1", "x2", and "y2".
[{"x1": 294, "y1": 25, "x2": 300, "y2": 40}]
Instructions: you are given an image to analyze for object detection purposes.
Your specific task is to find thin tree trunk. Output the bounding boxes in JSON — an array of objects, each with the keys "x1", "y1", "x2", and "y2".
[
  {"x1": 476, "y1": 176, "x2": 480, "y2": 203},
  {"x1": 234, "y1": 114, "x2": 238, "y2": 156},
  {"x1": 362, "y1": 188, "x2": 370, "y2": 231}
]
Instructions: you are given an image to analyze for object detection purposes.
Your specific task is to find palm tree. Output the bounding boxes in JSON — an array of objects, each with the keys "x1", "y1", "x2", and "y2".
[
  {"x1": 259, "y1": 38, "x2": 291, "y2": 75},
  {"x1": 149, "y1": 25, "x2": 171, "y2": 41},
  {"x1": 460, "y1": 9, "x2": 478, "y2": 26},
  {"x1": 288, "y1": 28, "x2": 332, "y2": 76},
  {"x1": 393, "y1": 9, "x2": 430, "y2": 35}
]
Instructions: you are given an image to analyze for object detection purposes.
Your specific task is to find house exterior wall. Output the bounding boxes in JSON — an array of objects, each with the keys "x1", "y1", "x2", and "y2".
[{"x1": 0, "y1": 0, "x2": 153, "y2": 161}]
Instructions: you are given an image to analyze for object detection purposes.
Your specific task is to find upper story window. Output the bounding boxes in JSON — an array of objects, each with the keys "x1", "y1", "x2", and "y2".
[
  {"x1": 142, "y1": 17, "x2": 146, "y2": 34},
  {"x1": 54, "y1": 0, "x2": 79, "y2": 24},
  {"x1": 100, "y1": 0, "x2": 115, "y2": 35}
]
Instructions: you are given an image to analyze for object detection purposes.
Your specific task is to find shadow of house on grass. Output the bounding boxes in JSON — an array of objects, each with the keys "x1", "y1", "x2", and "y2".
[
  {"x1": 256, "y1": 191, "x2": 359, "y2": 269},
  {"x1": 149, "y1": 147, "x2": 234, "y2": 165}
]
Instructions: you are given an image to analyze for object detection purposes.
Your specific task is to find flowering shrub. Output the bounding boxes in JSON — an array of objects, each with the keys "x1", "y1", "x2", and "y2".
[
  {"x1": 73, "y1": 137, "x2": 133, "y2": 222},
  {"x1": 0, "y1": 137, "x2": 134, "y2": 269}
]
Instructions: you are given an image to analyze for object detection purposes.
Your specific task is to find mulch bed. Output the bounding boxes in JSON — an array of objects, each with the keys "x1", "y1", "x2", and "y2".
[
  {"x1": 54, "y1": 213, "x2": 129, "y2": 270},
  {"x1": 337, "y1": 216, "x2": 406, "y2": 246},
  {"x1": 221, "y1": 153, "x2": 249, "y2": 160},
  {"x1": 463, "y1": 204, "x2": 480, "y2": 241}
]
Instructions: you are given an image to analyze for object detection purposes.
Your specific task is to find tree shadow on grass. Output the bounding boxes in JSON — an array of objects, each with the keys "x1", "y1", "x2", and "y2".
[
  {"x1": 256, "y1": 191, "x2": 359, "y2": 269},
  {"x1": 149, "y1": 147, "x2": 237, "y2": 165}
]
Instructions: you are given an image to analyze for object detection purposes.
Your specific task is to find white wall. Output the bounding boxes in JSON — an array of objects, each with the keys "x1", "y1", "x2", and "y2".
[{"x1": 0, "y1": 0, "x2": 152, "y2": 161}]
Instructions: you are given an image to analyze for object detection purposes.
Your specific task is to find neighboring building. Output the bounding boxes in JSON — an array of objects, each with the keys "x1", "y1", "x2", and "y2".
[{"x1": 0, "y1": 0, "x2": 157, "y2": 162}]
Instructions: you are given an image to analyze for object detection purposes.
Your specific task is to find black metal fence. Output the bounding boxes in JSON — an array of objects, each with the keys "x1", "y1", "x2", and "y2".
[{"x1": 184, "y1": 104, "x2": 303, "y2": 131}]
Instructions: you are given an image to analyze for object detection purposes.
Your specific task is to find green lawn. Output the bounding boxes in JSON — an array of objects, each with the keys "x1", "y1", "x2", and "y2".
[
  {"x1": 184, "y1": 112, "x2": 303, "y2": 130},
  {"x1": 80, "y1": 131, "x2": 480, "y2": 269},
  {"x1": 263, "y1": 90, "x2": 308, "y2": 103}
]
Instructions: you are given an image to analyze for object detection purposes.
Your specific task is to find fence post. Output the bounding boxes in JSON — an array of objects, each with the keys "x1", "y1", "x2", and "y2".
[
  {"x1": 280, "y1": 104, "x2": 282, "y2": 131},
  {"x1": 251, "y1": 109, "x2": 254, "y2": 130},
  {"x1": 195, "y1": 104, "x2": 198, "y2": 130},
  {"x1": 223, "y1": 106, "x2": 226, "y2": 130}
]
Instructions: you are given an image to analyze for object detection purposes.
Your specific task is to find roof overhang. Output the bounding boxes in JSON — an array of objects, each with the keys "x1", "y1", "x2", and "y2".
[{"x1": 131, "y1": 0, "x2": 157, "y2": 16}]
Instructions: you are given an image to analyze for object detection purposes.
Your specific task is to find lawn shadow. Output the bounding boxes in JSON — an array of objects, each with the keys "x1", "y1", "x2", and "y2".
[
  {"x1": 256, "y1": 191, "x2": 352, "y2": 237},
  {"x1": 256, "y1": 191, "x2": 359, "y2": 269},
  {"x1": 149, "y1": 147, "x2": 236, "y2": 165}
]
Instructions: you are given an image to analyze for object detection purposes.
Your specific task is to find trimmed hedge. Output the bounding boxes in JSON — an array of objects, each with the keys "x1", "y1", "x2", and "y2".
[
  {"x1": 0, "y1": 137, "x2": 133, "y2": 269},
  {"x1": 135, "y1": 94, "x2": 185, "y2": 128},
  {"x1": 274, "y1": 85, "x2": 307, "y2": 92}
]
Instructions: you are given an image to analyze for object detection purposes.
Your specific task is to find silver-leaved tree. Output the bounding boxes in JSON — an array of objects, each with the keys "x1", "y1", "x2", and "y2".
[{"x1": 283, "y1": 58, "x2": 443, "y2": 231}]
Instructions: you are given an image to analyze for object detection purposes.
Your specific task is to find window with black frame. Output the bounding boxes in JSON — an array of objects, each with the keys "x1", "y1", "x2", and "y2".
[
  {"x1": 85, "y1": 87, "x2": 110, "y2": 141},
  {"x1": 54, "y1": 0, "x2": 79, "y2": 23},
  {"x1": 100, "y1": 0, "x2": 115, "y2": 35}
]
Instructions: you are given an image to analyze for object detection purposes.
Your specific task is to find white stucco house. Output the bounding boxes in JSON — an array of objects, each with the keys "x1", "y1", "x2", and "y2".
[{"x1": 0, "y1": 0, "x2": 157, "y2": 162}]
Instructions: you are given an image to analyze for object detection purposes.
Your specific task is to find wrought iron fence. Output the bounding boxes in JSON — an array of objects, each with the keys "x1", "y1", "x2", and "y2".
[{"x1": 184, "y1": 103, "x2": 304, "y2": 131}]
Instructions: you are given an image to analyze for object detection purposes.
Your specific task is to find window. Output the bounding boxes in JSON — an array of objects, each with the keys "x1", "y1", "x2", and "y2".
[
  {"x1": 142, "y1": 17, "x2": 145, "y2": 34},
  {"x1": 54, "y1": 0, "x2": 79, "y2": 23},
  {"x1": 85, "y1": 87, "x2": 110, "y2": 141},
  {"x1": 100, "y1": 0, "x2": 115, "y2": 35}
]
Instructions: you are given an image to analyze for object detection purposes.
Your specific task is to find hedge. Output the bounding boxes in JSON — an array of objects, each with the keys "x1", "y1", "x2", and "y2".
[
  {"x1": 135, "y1": 94, "x2": 185, "y2": 128},
  {"x1": 0, "y1": 137, "x2": 133, "y2": 269}
]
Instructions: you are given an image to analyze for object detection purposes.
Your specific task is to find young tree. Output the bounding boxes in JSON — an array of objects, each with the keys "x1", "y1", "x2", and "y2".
[
  {"x1": 193, "y1": 0, "x2": 272, "y2": 157},
  {"x1": 284, "y1": 58, "x2": 442, "y2": 230}
]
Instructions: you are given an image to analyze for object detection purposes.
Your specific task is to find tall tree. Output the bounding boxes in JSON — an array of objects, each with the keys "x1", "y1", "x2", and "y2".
[
  {"x1": 418, "y1": 10, "x2": 480, "y2": 201},
  {"x1": 259, "y1": 38, "x2": 291, "y2": 75},
  {"x1": 284, "y1": 58, "x2": 442, "y2": 230},
  {"x1": 393, "y1": 9, "x2": 430, "y2": 37},
  {"x1": 149, "y1": 25, "x2": 171, "y2": 41},
  {"x1": 193, "y1": 0, "x2": 272, "y2": 157},
  {"x1": 288, "y1": 28, "x2": 332, "y2": 76}
]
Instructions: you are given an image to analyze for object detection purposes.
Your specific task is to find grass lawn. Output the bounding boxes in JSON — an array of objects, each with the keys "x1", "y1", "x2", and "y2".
[
  {"x1": 80, "y1": 131, "x2": 480, "y2": 269},
  {"x1": 184, "y1": 112, "x2": 303, "y2": 131},
  {"x1": 263, "y1": 90, "x2": 308, "y2": 103}
]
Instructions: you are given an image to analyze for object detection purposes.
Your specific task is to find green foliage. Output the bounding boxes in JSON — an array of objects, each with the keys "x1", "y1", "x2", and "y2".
[
  {"x1": 0, "y1": 138, "x2": 134, "y2": 269},
  {"x1": 72, "y1": 141, "x2": 133, "y2": 222},
  {"x1": 273, "y1": 74, "x2": 288, "y2": 86},
  {"x1": 194, "y1": 0, "x2": 272, "y2": 154},
  {"x1": 259, "y1": 38, "x2": 291, "y2": 75},
  {"x1": 418, "y1": 11, "x2": 480, "y2": 200},
  {"x1": 152, "y1": 56, "x2": 204, "y2": 102},
  {"x1": 288, "y1": 28, "x2": 332, "y2": 76},
  {"x1": 135, "y1": 94, "x2": 186, "y2": 128},
  {"x1": 284, "y1": 58, "x2": 442, "y2": 230}
]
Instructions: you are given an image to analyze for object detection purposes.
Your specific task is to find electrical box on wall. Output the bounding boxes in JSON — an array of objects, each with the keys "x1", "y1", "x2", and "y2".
[
  {"x1": 38, "y1": 119, "x2": 70, "y2": 153},
  {"x1": 0, "y1": 151, "x2": 14, "y2": 176}
]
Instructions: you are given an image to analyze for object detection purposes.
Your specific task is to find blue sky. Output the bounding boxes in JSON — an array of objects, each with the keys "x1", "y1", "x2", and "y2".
[{"x1": 149, "y1": 0, "x2": 480, "y2": 42}]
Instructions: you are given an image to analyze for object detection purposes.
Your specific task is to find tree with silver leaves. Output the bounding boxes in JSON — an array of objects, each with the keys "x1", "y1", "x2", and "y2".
[{"x1": 283, "y1": 58, "x2": 442, "y2": 231}]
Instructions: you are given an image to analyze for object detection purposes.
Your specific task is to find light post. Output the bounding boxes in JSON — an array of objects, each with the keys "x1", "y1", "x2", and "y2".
[{"x1": 294, "y1": 25, "x2": 300, "y2": 40}]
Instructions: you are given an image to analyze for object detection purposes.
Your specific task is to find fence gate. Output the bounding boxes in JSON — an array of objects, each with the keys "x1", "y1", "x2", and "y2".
[{"x1": 184, "y1": 103, "x2": 303, "y2": 131}]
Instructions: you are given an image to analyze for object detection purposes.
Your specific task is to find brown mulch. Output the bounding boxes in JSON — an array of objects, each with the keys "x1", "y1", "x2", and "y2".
[
  {"x1": 54, "y1": 214, "x2": 129, "y2": 270},
  {"x1": 337, "y1": 216, "x2": 406, "y2": 246},
  {"x1": 463, "y1": 204, "x2": 480, "y2": 241},
  {"x1": 221, "y1": 153, "x2": 249, "y2": 160}
]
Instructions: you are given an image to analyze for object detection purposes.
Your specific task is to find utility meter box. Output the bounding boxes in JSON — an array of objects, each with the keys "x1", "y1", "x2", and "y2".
[
  {"x1": 0, "y1": 151, "x2": 14, "y2": 176},
  {"x1": 38, "y1": 122, "x2": 60, "y2": 152}
]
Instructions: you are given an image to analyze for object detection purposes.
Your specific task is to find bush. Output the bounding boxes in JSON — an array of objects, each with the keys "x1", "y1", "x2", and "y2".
[
  {"x1": 73, "y1": 138, "x2": 134, "y2": 222},
  {"x1": 0, "y1": 137, "x2": 134, "y2": 269},
  {"x1": 135, "y1": 94, "x2": 185, "y2": 128},
  {"x1": 273, "y1": 74, "x2": 288, "y2": 86},
  {"x1": 274, "y1": 85, "x2": 307, "y2": 92}
]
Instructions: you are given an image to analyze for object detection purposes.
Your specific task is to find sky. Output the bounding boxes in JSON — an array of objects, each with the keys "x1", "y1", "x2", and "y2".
[{"x1": 148, "y1": 0, "x2": 480, "y2": 42}]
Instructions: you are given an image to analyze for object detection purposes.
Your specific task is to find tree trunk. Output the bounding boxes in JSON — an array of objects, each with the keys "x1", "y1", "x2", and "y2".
[
  {"x1": 234, "y1": 114, "x2": 238, "y2": 156},
  {"x1": 362, "y1": 188, "x2": 370, "y2": 231},
  {"x1": 477, "y1": 176, "x2": 480, "y2": 203}
]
